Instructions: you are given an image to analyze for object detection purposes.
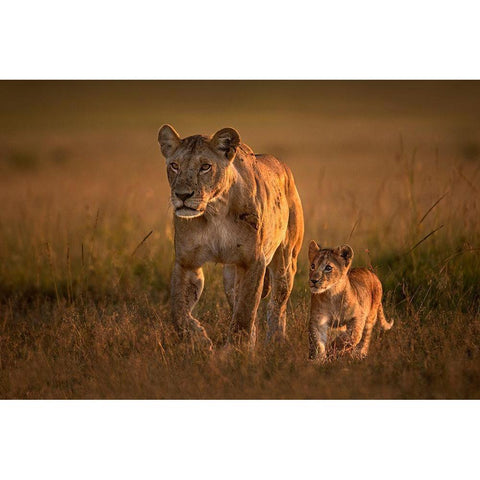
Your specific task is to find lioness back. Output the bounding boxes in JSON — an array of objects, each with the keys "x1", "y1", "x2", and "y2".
[{"x1": 230, "y1": 148, "x2": 303, "y2": 264}]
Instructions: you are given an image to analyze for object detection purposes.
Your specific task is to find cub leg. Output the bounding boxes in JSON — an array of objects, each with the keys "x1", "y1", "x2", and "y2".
[
  {"x1": 333, "y1": 317, "x2": 366, "y2": 353},
  {"x1": 349, "y1": 317, "x2": 366, "y2": 351},
  {"x1": 171, "y1": 262, "x2": 212, "y2": 350},
  {"x1": 309, "y1": 314, "x2": 330, "y2": 360},
  {"x1": 358, "y1": 310, "x2": 377, "y2": 357},
  {"x1": 358, "y1": 280, "x2": 386, "y2": 356},
  {"x1": 229, "y1": 258, "x2": 266, "y2": 346}
]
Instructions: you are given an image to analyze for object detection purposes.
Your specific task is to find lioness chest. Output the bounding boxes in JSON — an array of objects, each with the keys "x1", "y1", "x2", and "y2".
[
  {"x1": 175, "y1": 214, "x2": 260, "y2": 267},
  {"x1": 202, "y1": 215, "x2": 253, "y2": 264}
]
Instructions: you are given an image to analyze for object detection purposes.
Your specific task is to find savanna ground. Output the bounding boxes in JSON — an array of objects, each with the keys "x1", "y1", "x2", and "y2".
[{"x1": 0, "y1": 81, "x2": 479, "y2": 399}]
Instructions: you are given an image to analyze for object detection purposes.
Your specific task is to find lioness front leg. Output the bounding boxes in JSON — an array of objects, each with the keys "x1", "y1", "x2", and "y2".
[
  {"x1": 171, "y1": 262, "x2": 212, "y2": 350},
  {"x1": 229, "y1": 258, "x2": 266, "y2": 346},
  {"x1": 309, "y1": 315, "x2": 329, "y2": 361},
  {"x1": 266, "y1": 263, "x2": 296, "y2": 343},
  {"x1": 223, "y1": 264, "x2": 236, "y2": 311}
]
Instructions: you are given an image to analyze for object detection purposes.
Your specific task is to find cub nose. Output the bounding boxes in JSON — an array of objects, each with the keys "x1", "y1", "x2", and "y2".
[
  {"x1": 311, "y1": 279, "x2": 319, "y2": 285},
  {"x1": 175, "y1": 191, "x2": 194, "y2": 202}
]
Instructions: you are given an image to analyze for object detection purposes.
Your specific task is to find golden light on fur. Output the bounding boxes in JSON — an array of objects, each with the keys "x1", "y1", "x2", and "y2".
[
  {"x1": 1, "y1": 81, "x2": 479, "y2": 399},
  {"x1": 308, "y1": 243, "x2": 393, "y2": 360},
  {"x1": 158, "y1": 125, "x2": 304, "y2": 348}
]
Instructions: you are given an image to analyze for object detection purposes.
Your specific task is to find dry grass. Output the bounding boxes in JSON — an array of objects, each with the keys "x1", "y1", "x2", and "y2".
[{"x1": 0, "y1": 81, "x2": 479, "y2": 398}]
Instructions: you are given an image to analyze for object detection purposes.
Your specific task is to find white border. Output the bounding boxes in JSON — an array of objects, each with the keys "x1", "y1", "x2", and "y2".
[
  {"x1": 1, "y1": 1, "x2": 479, "y2": 478},
  {"x1": 0, "y1": 401, "x2": 478, "y2": 479},
  {"x1": 1, "y1": 1, "x2": 480, "y2": 79}
]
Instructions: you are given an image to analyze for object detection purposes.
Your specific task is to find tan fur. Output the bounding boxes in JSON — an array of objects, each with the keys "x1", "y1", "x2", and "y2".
[
  {"x1": 307, "y1": 241, "x2": 393, "y2": 360},
  {"x1": 158, "y1": 125, "x2": 304, "y2": 349}
]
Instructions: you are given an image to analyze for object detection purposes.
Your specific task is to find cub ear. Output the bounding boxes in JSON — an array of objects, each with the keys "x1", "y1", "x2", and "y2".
[
  {"x1": 158, "y1": 124, "x2": 181, "y2": 158},
  {"x1": 337, "y1": 244, "x2": 354, "y2": 266},
  {"x1": 308, "y1": 240, "x2": 321, "y2": 263},
  {"x1": 211, "y1": 127, "x2": 240, "y2": 161}
]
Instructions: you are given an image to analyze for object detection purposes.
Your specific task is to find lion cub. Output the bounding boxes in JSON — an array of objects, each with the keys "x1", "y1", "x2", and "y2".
[{"x1": 308, "y1": 241, "x2": 393, "y2": 360}]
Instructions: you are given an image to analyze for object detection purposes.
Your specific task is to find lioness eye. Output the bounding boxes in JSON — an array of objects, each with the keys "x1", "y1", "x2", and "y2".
[
  {"x1": 324, "y1": 265, "x2": 332, "y2": 272},
  {"x1": 200, "y1": 164, "x2": 211, "y2": 172},
  {"x1": 170, "y1": 162, "x2": 179, "y2": 172},
  {"x1": 310, "y1": 263, "x2": 315, "y2": 270}
]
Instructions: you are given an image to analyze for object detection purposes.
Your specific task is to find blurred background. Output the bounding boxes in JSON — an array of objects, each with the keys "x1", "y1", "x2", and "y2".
[{"x1": 1, "y1": 81, "x2": 479, "y2": 286}]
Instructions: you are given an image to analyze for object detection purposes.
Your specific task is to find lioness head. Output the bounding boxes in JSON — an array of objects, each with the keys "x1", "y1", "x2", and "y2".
[
  {"x1": 308, "y1": 241, "x2": 354, "y2": 294},
  {"x1": 158, "y1": 124, "x2": 240, "y2": 219}
]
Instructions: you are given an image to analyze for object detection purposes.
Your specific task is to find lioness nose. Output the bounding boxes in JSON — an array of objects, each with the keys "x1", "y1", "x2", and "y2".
[{"x1": 175, "y1": 191, "x2": 194, "y2": 202}]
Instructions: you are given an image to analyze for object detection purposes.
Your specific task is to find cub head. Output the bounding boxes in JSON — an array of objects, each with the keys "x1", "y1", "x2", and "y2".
[
  {"x1": 308, "y1": 241, "x2": 354, "y2": 294},
  {"x1": 158, "y1": 124, "x2": 240, "y2": 219}
]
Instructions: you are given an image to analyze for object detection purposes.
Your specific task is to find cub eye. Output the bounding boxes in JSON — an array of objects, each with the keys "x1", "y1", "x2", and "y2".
[
  {"x1": 324, "y1": 264, "x2": 332, "y2": 272},
  {"x1": 310, "y1": 263, "x2": 315, "y2": 270},
  {"x1": 200, "y1": 164, "x2": 212, "y2": 172},
  {"x1": 170, "y1": 162, "x2": 179, "y2": 173}
]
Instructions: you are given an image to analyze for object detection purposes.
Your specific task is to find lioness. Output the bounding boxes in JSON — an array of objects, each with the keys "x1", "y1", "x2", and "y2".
[
  {"x1": 308, "y1": 241, "x2": 393, "y2": 360},
  {"x1": 158, "y1": 125, "x2": 304, "y2": 349}
]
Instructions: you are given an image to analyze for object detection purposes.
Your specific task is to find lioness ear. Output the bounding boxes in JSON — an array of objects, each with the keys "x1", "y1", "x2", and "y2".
[
  {"x1": 337, "y1": 244, "x2": 354, "y2": 266},
  {"x1": 158, "y1": 124, "x2": 181, "y2": 158},
  {"x1": 211, "y1": 127, "x2": 240, "y2": 161},
  {"x1": 308, "y1": 240, "x2": 320, "y2": 262}
]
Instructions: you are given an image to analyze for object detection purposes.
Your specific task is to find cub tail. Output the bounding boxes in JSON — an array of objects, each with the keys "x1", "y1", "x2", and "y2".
[{"x1": 378, "y1": 303, "x2": 394, "y2": 330}]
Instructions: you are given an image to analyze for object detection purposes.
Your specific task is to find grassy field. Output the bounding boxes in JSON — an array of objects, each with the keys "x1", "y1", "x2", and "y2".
[{"x1": 0, "y1": 81, "x2": 479, "y2": 398}]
